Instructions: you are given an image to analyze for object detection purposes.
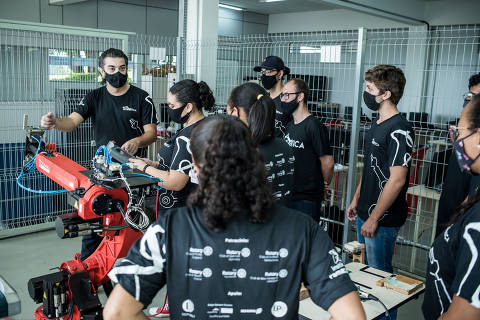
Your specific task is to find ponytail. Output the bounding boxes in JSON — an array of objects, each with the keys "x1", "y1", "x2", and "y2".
[
  {"x1": 248, "y1": 95, "x2": 276, "y2": 144},
  {"x1": 169, "y1": 79, "x2": 215, "y2": 112}
]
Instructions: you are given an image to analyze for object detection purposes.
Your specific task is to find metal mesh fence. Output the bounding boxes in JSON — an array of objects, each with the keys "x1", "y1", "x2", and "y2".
[{"x1": 1, "y1": 23, "x2": 479, "y2": 277}]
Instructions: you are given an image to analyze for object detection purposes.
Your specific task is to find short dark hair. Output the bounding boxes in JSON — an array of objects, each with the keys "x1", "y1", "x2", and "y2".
[
  {"x1": 468, "y1": 73, "x2": 480, "y2": 90},
  {"x1": 98, "y1": 48, "x2": 128, "y2": 68},
  {"x1": 188, "y1": 115, "x2": 273, "y2": 231},
  {"x1": 365, "y1": 65, "x2": 406, "y2": 105},
  {"x1": 169, "y1": 79, "x2": 215, "y2": 112},
  {"x1": 227, "y1": 82, "x2": 275, "y2": 144},
  {"x1": 288, "y1": 78, "x2": 310, "y2": 104}
]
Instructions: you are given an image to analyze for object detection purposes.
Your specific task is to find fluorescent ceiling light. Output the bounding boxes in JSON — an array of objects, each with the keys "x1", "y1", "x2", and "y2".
[
  {"x1": 219, "y1": 3, "x2": 244, "y2": 11},
  {"x1": 260, "y1": 0, "x2": 286, "y2": 3}
]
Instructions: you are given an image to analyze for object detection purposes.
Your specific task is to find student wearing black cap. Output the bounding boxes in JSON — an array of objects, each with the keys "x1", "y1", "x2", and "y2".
[{"x1": 254, "y1": 56, "x2": 291, "y2": 136}]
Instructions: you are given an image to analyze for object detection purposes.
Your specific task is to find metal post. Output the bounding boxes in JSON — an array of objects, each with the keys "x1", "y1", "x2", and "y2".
[
  {"x1": 342, "y1": 28, "x2": 366, "y2": 260},
  {"x1": 176, "y1": 36, "x2": 183, "y2": 82}
]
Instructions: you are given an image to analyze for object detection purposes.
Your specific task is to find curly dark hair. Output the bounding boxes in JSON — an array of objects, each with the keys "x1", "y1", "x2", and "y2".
[
  {"x1": 169, "y1": 79, "x2": 215, "y2": 112},
  {"x1": 188, "y1": 115, "x2": 273, "y2": 231}
]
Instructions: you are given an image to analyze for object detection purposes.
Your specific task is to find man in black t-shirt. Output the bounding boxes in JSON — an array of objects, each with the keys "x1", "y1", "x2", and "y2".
[
  {"x1": 347, "y1": 65, "x2": 412, "y2": 320},
  {"x1": 282, "y1": 79, "x2": 334, "y2": 221},
  {"x1": 254, "y1": 56, "x2": 291, "y2": 136},
  {"x1": 41, "y1": 48, "x2": 157, "y2": 261}
]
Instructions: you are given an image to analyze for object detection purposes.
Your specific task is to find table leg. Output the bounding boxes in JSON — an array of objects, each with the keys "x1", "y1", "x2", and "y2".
[{"x1": 410, "y1": 196, "x2": 423, "y2": 272}]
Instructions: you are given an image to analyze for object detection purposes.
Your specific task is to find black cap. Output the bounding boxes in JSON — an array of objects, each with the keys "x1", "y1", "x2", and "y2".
[{"x1": 253, "y1": 56, "x2": 290, "y2": 75}]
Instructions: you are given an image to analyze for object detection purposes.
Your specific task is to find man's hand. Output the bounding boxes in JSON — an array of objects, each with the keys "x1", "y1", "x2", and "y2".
[
  {"x1": 122, "y1": 138, "x2": 140, "y2": 155},
  {"x1": 323, "y1": 181, "x2": 331, "y2": 201},
  {"x1": 346, "y1": 200, "x2": 358, "y2": 221},
  {"x1": 129, "y1": 157, "x2": 147, "y2": 170},
  {"x1": 361, "y1": 217, "x2": 378, "y2": 238},
  {"x1": 41, "y1": 112, "x2": 56, "y2": 129}
]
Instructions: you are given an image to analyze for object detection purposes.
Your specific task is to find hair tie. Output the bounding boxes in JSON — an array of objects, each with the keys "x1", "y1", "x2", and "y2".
[{"x1": 257, "y1": 94, "x2": 263, "y2": 100}]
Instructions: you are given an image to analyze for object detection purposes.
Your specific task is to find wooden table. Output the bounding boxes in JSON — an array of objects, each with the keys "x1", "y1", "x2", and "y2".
[{"x1": 298, "y1": 262, "x2": 424, "y2": 320}]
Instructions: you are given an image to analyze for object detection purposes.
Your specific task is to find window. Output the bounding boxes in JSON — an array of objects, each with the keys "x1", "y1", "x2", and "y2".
[
  {"x1": 48, "y1": 49, "x2": 97, "y2": 81},
  {"x1": 291, "y1": 44, "x2": 341, "y2": 63}
]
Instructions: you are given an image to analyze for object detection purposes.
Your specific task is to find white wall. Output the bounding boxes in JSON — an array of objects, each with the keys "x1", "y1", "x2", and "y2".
[
  {"x1": 424, "y1": 0, "x2": 480, "y2": 26},
  {"x1": 268, "y1": 9, "x2": 409, "y2": 33},
  {"x1": 0, "y1": 0, "x2": 179, "y2": 36},
  {"x1": 218, "y1": 8, "x2": 268, "y2": 36}
]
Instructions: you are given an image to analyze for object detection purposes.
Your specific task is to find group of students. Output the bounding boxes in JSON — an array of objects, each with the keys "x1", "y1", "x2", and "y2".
[{"x1": 40, "y1": 48, "x2": 480, "y2": 319}]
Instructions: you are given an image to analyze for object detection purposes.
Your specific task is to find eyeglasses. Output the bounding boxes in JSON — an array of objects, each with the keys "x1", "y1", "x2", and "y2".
[
  {"x1": 260, "y1": 69, "x2": 277, "y2": 75},
  {"x1": 463, "y1": 92, "x2": 476, "y2": 101},
  {"x1": 449, "y1": 125, "x2": 477, "y2": 143},
  {"x1": 280, "y1": 92, "x2": 301, "y2": 100}
]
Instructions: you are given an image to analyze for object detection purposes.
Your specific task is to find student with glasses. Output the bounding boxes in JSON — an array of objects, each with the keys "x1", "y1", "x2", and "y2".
[
  {"x1": 254, "y1": 56, "x2": 291, "y2": 136},
  {"x1": 422, "y1": 93, "x2": 480, "y2": 320},
  {"x1": 281, "y1": 78, "x2": 334, "y2": 221},
  {"x1": 436, "y1": 72, "x2": 480, "y2": 237}
]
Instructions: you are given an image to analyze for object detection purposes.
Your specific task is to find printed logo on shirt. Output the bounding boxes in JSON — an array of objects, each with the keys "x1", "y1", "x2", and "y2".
[
  {"x1": 225, "y1": 238, "x2": 249, "y2": 244},
  {"x1": 219, "y1": 247, "x2": 250, "y2": 261},
  {"x1": 258, "y1": 248, "x2": 288, "y2": 262},
  {"x1": 276, "y1": 157, "x2": 286, "y2": 167},
  {"x1": 265, "y1": 161, "x2": 274, "y2": 171},
  {"x1": 328, "y1": 249, "x2": 348, "y2": 279},
  {"x1": 371, "y1": 138, "x2": 380, "y2": 147},
  {"x1": 271, "y1": 301, "x2": 288, "y2": 318},
  {"x1": 207, "y1": 303, "x2": 234, "y2": 317},
  {"x1": 123, "y1": 105, "x2": 136, "y2": 112},
  {"x1": 186, "y1": 246, "x2": 213, "y2": 260},
  {"x1": 222, "y1": 268, "x2": 247, "y2": 279},
  {"x1": 284, "y1": 134, "x2": 304, "y2": 149},
  {"x1": 185, "y1": 267, "x2": 212, "y2": 281},
  {"x1": 182, "y1": 299, "x2": 195, "y2": 313},
  {"x1": 227, "y1": 291, "x2": 242, "y2": 297},
  {"x1": 240, "y1": 308, "x2": 263, "y2": 315},
  {"x1": 250, "y1": 269, "x2": 288, "y2": 283},
  {"x1": 288, "y1": 155, "x2": 295, "y2": 164},
  {"x1": 78, "y1": 97, "x2": 85, "y2": 106}
]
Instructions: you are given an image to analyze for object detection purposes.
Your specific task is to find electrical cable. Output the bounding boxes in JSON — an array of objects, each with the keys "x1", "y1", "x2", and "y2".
[
  {"x1": 17, "y1": 135, "x2": 69, "y2": 194},
  {"x1": 357, "y1": 288, "x2": 391, "y2": 320}
]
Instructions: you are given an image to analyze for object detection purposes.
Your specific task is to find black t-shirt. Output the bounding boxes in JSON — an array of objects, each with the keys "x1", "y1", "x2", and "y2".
[
  {"x1": 284, "y1": 115, "x2": 332, "y2": 202},
  {"x1": 422, "y1": 202, "x2": 480, "y2": 319},
  {"x1": 156, "y1": 121, "x2": 200, "y2": 209},
  {"x1": 436, "y1": 153, "x2": 472, "y2": 236},
  {"x1": 258, "y1": 137, "x2": 295, "y2": 204},
  {"x1": 271, "y1": 95, "x2": 290, "y2": 137},
  {"x1": 75, "y1": 85, "x2": 157, "y2": 156},
  {"x1": 357, "y1": 114, "x2": 414, "y2": 227},
  {"x1": 109, "y1": 205, "x2": 356, "y2": 319}
]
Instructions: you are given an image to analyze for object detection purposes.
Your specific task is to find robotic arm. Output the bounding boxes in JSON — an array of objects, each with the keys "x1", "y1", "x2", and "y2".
[{"x1": 23, "y1": 125, "x2": 159, "y2": 320}]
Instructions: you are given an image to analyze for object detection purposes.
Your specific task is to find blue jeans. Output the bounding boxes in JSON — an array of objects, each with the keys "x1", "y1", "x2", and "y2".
[
  {"x1": 357, "y1": 216, "x2": 399, "y2": 320},
  {"x1": 290, "y1": 200, "x2": 320, "y2": 222}
]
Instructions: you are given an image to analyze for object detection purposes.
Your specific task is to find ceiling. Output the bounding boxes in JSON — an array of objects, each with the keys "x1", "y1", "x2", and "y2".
[{"x1": 218, "y1": 0, "x2": 342, "y2": 14}]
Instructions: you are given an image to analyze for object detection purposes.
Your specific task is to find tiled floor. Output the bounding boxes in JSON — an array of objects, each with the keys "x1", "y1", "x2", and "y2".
[{"x1": 0, "y1": 229, "x2": 424, "y2": 320}]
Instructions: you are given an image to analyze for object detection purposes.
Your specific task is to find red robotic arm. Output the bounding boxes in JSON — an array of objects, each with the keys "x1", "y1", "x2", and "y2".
[{"x1": 27, "y1": 137, "x2": 155, "y2": 320}]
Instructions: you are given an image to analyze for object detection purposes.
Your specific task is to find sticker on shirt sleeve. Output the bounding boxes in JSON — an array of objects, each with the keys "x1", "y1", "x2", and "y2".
[{"x1": 271, "y1": 301, "x2": 288, "y2": 318}]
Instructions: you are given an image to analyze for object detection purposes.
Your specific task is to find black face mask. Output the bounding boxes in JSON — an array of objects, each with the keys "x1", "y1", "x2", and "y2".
[
  {"x1": 363, "y1": 91, "x2": 381, "y2": 111},
  {"x1": 463, "y1": 99, "x2": 470, "y2": 108},
  {"x1": 167, "y1": 104, "x2": 190, "y2": 124},
  {"x1": 261, "y1": 74, "x2": 277, "y2": 90},
  {"x1": 104, "y1": 71, "x2": 128, "y2": 88},
  {"x1": 280, "y1": 99, "x2": 299, "y2": 116}
]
